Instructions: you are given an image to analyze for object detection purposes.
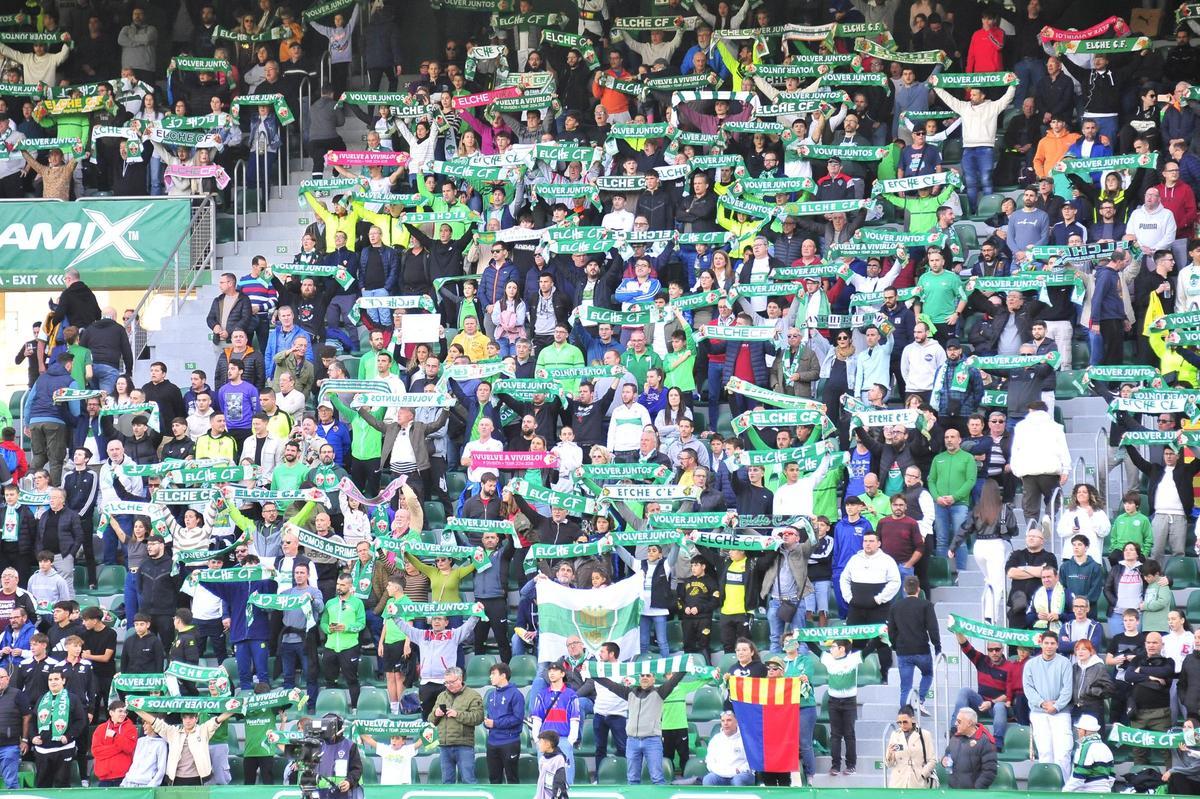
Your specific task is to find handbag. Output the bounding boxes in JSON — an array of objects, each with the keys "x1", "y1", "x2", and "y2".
[{"x1": 777, "y1": 599, "x2": 798, "y2": 623}]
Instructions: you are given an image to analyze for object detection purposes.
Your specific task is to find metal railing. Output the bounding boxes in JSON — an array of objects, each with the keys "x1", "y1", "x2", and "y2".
[
  {"x1": 879, "y1": 721, "x2": 898, "y2": 785},
  {"x1": 129, "y1": 195, "x2": 218, "y2": 325},
  {"x1": 230, "y1": 158, "x2": 248, "y2": 250},
  {"x1": 319, "y1": 51, "x2": 332, "y2": 94},
  {"x1": 1094, "y1": 426, "x2": 1111, "y2": 506},
  {"x1": 930, "y1": 652, "x2": 946, "y2": 745},
  {"x1": 1046, "y1": 485, "x2": 1064, "y2": 558}
]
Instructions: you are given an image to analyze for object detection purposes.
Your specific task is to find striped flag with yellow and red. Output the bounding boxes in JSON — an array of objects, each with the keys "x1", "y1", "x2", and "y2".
[{"x1": 726, "y1": 675, "x2": 802, "y2": 772}]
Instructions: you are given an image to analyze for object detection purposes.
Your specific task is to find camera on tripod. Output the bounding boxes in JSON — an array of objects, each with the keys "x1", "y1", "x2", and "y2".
[{"x1": 285, "y1": 714, "x2": 343, "y2": 799}]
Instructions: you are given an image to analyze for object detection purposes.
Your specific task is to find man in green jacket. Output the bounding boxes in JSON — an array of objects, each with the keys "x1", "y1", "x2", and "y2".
[
  {"x1": 928, "y1": 428, "x2": 977, "y2": 570},
  {"x1": 433, "y1": 666, "x2": 485, "y2": 783},
  {"x1": 320, "y1": 574, "x2": 366, "y2": 710}
]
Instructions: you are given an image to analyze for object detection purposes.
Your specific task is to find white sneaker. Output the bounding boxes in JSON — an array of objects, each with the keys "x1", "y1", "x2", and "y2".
[{"x1": 917, "y1": 702, "x2": 931, "y2": 717}]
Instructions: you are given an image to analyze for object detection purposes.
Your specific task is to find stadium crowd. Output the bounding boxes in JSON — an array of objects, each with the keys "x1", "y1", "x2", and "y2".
[{"x1": 7, "y1": 0, "x2": 1200, "y2": 794}]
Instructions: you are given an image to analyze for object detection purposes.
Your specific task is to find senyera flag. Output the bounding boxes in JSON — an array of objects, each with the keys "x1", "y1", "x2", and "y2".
[{"x1": 726, "y1": 675, "x2": 802, "y2": 772}]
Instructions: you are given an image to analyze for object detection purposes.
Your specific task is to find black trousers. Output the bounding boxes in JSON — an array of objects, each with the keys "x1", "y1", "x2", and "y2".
[
  {"x1": 151, "y1": 613, "x2": 176, "y2": 652},
  {"x1": 79, "y1": 513, "x2": 97, "y2": 587},
  {"x1": 427, "y1": 456, "x2": 454, "y2": 514},
  {"x1": 1021, "y1": 473, "x2": 1061, "y2": 525},
  {"x1": 419, "y1": 680, "x2": 444, "y2": 720},
  {"x1": 681, "y1": 615, "x2": 713, "y2": 653},
  {"x1": 486, "y1": 739, "x2": 521, "y2": 784},
  {"x1": 350, "y1": 455, "x2": 381, "y2": 499},
  {"x1": 475, "y1": 596, "x2": 511, "y2": 661},
  {"x1": 244, "y1": 755, "x2": 276, "y2": 785},
  {"x1": 719, "y1": 613, "x2": 749, "y2": 653},
  {"x1": 35, "y1": 749, "x2": 74, "y2": 787},
  {"x1": 308, "y1": 136, "x2": 346, "y2": 177},
  {"x1": 662, "y1": 728, "x2": 689, "y2": 771},
  {"x1": 321, "y1": 648, "x2": 360, "y2": 707},
  {"x1": 828, "y1": 695, "x2": 858, "y2": 769},
  {"x1": 847, "y1": 604, "x2": 892, "y2": 675},
  {"x1": 1098, "y1": 318, "x2": 1125, "y2": 365}
]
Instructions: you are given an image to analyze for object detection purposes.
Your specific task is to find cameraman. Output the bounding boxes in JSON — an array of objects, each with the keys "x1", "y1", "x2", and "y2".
[{"x1": 314, "y1": 714, "x2": 363, "y2": 799}]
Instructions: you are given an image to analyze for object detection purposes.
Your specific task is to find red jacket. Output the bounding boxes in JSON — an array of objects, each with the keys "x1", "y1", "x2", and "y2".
[
  {"x1": 0, "y1": 441, "x2": 27, "y2": 483},
  {"x1": 966, "y1": 27, "x2": 1005, "y2": 74},
  {"x1": 1157, "y1": 181, "x2": 1198, "y2": 235},
  {"x1": 91, "y1": 718, "x2": 139, "y2": 781}
]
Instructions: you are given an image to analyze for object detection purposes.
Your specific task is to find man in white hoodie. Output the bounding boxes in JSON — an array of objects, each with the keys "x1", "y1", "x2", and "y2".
[
  {"x1": 839, "y1": 530, "x2": 901, "y2": 673},
  {"x1": 931, "y1": 77, "x2": 1016, "y2": 214},
  {"x1": 1010, "y1": 400, "x2": 1071, "y2": 526},
  {"x1": 899, "y1": 323, "x2": 946, "y2": 401},
  {"x1": 607, "y1": 383, "x2": 651, "y2": 461},
  {"x1": 1126, "y1": 188, "x2": 1178, "y2": 277}
]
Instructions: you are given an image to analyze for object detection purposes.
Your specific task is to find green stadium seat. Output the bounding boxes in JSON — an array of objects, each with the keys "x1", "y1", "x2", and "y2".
[
  {"x1": 314, "y1": 689, "x2": 349, "y2": 715},
  {"x1": 970, "y1": 193, "x2": 1005, "y2": 221},
  {"x1": 809, "y1": 657, "x2": 828, "y2": 687},
  {"x1": 993, "y1": 761, "x2": 1017, "y2": 789},
  {"x1": 424, "y1": 502, "x2": 447, "y2": 528},
  {"x1": 1166, "y1": 556, "x2": 1199, "y2": 589},
  {"x1": 999, "y1": 724, "x2": 1030, "y2": 761},
  {"x1": 360, "y1": 755, "x2": 378, "y2": 783},
  {"x1": 954, "y1": 222, "x2": 979, "y2": 250},
  {"x1": 466, "y1": 653, "x2": 499, "y2": 687},
  {"x1": 356, "y1": 686, "x2": 390, "y2": 719},
  {"x1": 683, "y1": 758, "x2": 708, "y2": 780},
  {"x1": 691, "y1": 685, "x2": 725, "y2": 721},
  {"x1": 941, "y1": 138, "x2": 963, "y2": 164},
  {"x1": 578, "y1": 720, "x2": 596, "y2": 752},
  {"x1": 927, "y1": 556, "x2": 956, "y2": 588},
  {"x1": 818, "y1": 692, "x2": 829, "y2": 724},
  {"x1": 222, "y1": 657, "x2": 238, "y2": 684},
  {"x1": 1027, "y1": 762, "x2": 1064, "y2": 790},
  {"x1": 509, "y1": 654, "x2": 538, "y2": 684},
  {"x1": 750, "y1": 617, "x2": 769, "y2": 647},
  {"x1": 518, "y1": 754, "x2": 539, "y2": 782},
  {"x1": 446, "y1": 471, "x2": 466, "y2": 497},
  {"x1": 856, "y1": 654, "x2": 882, "y2": 686},
  {"x1": 596, "y1": 756, "x2": 628, "y2": 784},
  {"x1": 714, "y1": 652, "x2": 739, "y2": 673},
  {"x1": 667, "y1": 619, "x2": 683, "y2": 650},
  {"x1": 96, "y1": 564, "x2": 127, "y2": 594},
  {"x1": 228, "y1": 755, "x2": 243, "y2": 783},
  {"x1": 425, "y1": 757, "x2": 441, "y2": 783},
  {"x1": 74, "y1": 564, "x2": 89, "y2": 592},
  {"x1": 1186, "y1": 591, "x2": 1200, "y2": 626},
  {"x1": 814, "y1": 722, "x2": 828, "y2": 748},
  {"x1": 357, "y1": 655, "x2": 378, "y2": 684}
]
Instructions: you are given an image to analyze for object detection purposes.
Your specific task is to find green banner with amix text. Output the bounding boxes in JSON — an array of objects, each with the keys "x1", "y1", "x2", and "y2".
[
  {"x1": 0, "y1": 787, "x2": 1111, "y2": 799},
  {"x1": 0, "y1": 198, "x2": 191, "y2": 289}
]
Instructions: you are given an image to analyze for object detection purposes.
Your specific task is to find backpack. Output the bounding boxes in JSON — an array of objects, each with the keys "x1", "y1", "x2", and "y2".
[{"x1": 0, "y1": 446, "x2": 18, "y2": 475}]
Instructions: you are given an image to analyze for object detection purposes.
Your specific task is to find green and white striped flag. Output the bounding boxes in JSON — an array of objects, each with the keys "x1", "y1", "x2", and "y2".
[{"x1": 536, "y1": 574, "x2": 642, "y2": 659}]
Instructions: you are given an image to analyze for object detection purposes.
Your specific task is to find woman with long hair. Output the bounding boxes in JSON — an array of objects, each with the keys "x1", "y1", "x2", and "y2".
[
  {"x1": 729, "y1": 637, "x2": 767, "y2": 677},
  {"x1": 490, "y1": 280, "x2": 527, "y2": 358},
  {"x1": 689, "y1": 268, "x2": 720, "y2": 328},
  {"x1": 948, "y1": 478, "x2": 1017, "y2": 624},
  {"x1": 654, "y1": 388, "x2": 693, "y2": 451},
  {"x1": 1103, "y1": 542, "x2": 1144, "y2": 635},
  {"x1": 110, "y1": 515, "x2": 151, "y2": 619},
  {"x1": 1057, "y1": 483, "x2": 1110, "y2": 564}
]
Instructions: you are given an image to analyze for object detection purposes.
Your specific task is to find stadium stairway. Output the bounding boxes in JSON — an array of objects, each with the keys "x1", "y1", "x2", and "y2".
[{"x1": 146, "y1": 111, "x2": 375, "y2": 379}]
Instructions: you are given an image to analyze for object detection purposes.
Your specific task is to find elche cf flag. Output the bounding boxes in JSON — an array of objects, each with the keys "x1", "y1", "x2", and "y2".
[{"x1": 726, "y1": 675, "x2": 802, "y2": 772}]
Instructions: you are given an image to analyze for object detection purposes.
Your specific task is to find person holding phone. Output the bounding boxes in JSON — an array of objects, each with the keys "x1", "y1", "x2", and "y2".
[{"x1": 884, "y1": 706, "x2": 937, "y2": 787}]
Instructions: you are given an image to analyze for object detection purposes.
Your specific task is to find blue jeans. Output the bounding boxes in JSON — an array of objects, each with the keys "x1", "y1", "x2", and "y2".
[
  {"x1": 706, "y1": 361, "x2": 725, "y2": 426},
  {"x1": 279, "y1": 639, "x2": 317, "y2": 701},
  {"x1": 935, "y1": 502, "x2": 969, "y2": 569},
  {"x1": 800, "y1": 704, "x2": 817, "y2": 780},
  {"x1": 92, "y1": 363, "x2": 119, "y2": 394},
  {"x1": 803, "y1": 581, "x2": 830, "y2": 616},
  {"x1": 627, "y1": 735, "x2": 666, "y2": 784},
  {"x1": 594, "y1": 713, "x2": 627, "y2": 759},
  {"x1": 0, "y1": 743, "x2": 19, "y2": 788},
  {"x1": 767, "y1": 597, "x2": 804, "y2": 651},
  {"x1": 361, "y1": 287, "x2": 391, "y2": 327},
  {"x1": 641, "y1": 614, "x2": 669, "y2": 658},
  {"x1": 497, "y1": 338, "x2": 517, "y2": 358},
  {"x1": 1091, "y1": 116, "x2": 1119, "y2": 148},
  {"x1": 123, "y1": 570, "x2": 140, "y2": 620},
  {"x1": 954, "y1": 687, "x2": 1008, "y2": 749},
  {"x1": 440, "y1": 744, "x2": 477, "y2": 784},
  {"x1": 107, "y1": 514, "x2": 133, "y2": 565},
  {"x1": 193, "y1": 617, "x2": 228, "y2": 661},
  {"x1": 961, "y1": 146, "x2": 995, "y2": 214},
  {"x1": 899, "y1": 564, "x2": 915, "y2": 582},
  {"x1": 1088, "y1": 329, "x2": 1103, "y2": 366},
  {"x1": 234, "y1": 639, "x2": 270, "y2": 690},
  {"x1": 1013, "y1": 58, "x2": 1046, "y2": 106},
  {"x1": 560, "y1": 739, "x2": 575, "y2": 784},
  {"x1": 704, "y1": 772, "x2": 756, "y2": 786},
  {"x1": 898, "y1": 653, "x2": 934, "y2": 708}
]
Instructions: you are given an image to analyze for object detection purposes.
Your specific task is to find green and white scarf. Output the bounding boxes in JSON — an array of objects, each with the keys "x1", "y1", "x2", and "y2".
[
  {"x1": 269, "y1": 261, "x2": 354, "y2": 289},
  {"x1": 969, "y1": 351, "x2": 1061, "y2": 371},
  {"x1": 444, "y1": 517, "x2": 517, "y2": 537},
  {"x1": 1107, "y1": 724, "x2": 1185, "y2": 749},
  {"x1": 1057, "y1": 152, "x2": 1157, "y2": 174},
  {"x1": 165, "y1": 661, "x2": 227, "y2": 684},
  {"x1": 580, "y1": 463, "x2": 671, "y2": 481},
  {"x1": 791, "y1": 623, "x2": 889, "y2": 644},
  {"x1": 717, "y1": 193, "x2": 779, "y2": 221},
  {"x1": 694, "y1": 323, "x2": 778, "y2": 342},
  {"x1": 99, "y1": 402, "x2": 160, "y2": 432},
  {"x1": 301, "y1": 0, "x2": 356, "y2": 19},
  {"x1": 1109, "y1": 394, "x2": 1197, "y2": 418},
  {"x1": 36, "y1": 690, "x2": 70, "y2": 738},
  {"x1": 931, "y1": 72, "x2": 1016, "y2": 88},
  {"x1": 1055, "y1": 36, "x2": 1152, "y2": 55},
  {"x1": 591, "y1": 654, "x2": 717, "y2": 680},
  {"x1": 230, "y1": 93, "x2": 295, "y2": 126},
  {"x1": 286, "y1": 524, "x2": 356, "y2": 561},
  {"x1": 524, "y1": 540, "x2": 612, "y2": 572},
  {"x1": 507, "y1": 479, "x2": 599, "y2": 515},
  {"x1": 1150, "y1": 309, "x2": 1200, "y2": 331},
  {"x1": 112, "y1": 673, "x2": 168, "y2": 694},
  {"x1": 597, "y1": 484, "x2": 697, "y2": 502},
  {"x1": 395, "y1": 601, "x2": 488, "y2": 619},
  {"x1": 212, "y1": 25, "x2": 292, "y2": 43},
  {"x1": 792, "y1": 143, "x2": 889, "y2": 162},
  {"x1": 250, "y1": 591, "x2": 316, "y2": 630},
  {"x1": 726, "y1": 376, "x2": 826, "y2": 409},
  {"x1": 871, "y1": 171, "x2": 959, "y2": 196},
  {"x1": 851, "y1": 408, "x2": 920, "y2": 429},
  {"x1": 731, "y1": 408, "x2": 827, "y2": 434},
  {"x1": 730, "y1": 443, "x2": 829, "y2": 471},
  {"x1": 350, "y1": 718, "x2": 437, "y2": 741},
  {"x1": 1083, "y1": 364, "x2": 1159, "y2": 383},
  {"x1": 646, "y1": 73, "x2": 719, "y2": 92},
  {"x1": 688, "y1": 531, "x2": 779, "y2": 551},
  {"x1": 645, "y1": 512, "x2": 728, "y2": 530},
  {"x1": 347, "y1": 294, "x2": 435, "y2": 324},
  {"x1": 609, "y1": 530, "x2": 687, "y2": 548},
  {"x1": 169, "y1": 463, "x2": 257, "y2": 484},
  {"x1": 946, "y1": 613, "x2": 1041, "y2": 646},
  {"x1": 540, "y1": 29, "x2": 600, "y2": 70},
  {"x1": 128, "y1": 695, "x2": 241, "y2": 714},
  {"x1": 855, "y1": 37, "x2": 951, "y2": 67}
]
